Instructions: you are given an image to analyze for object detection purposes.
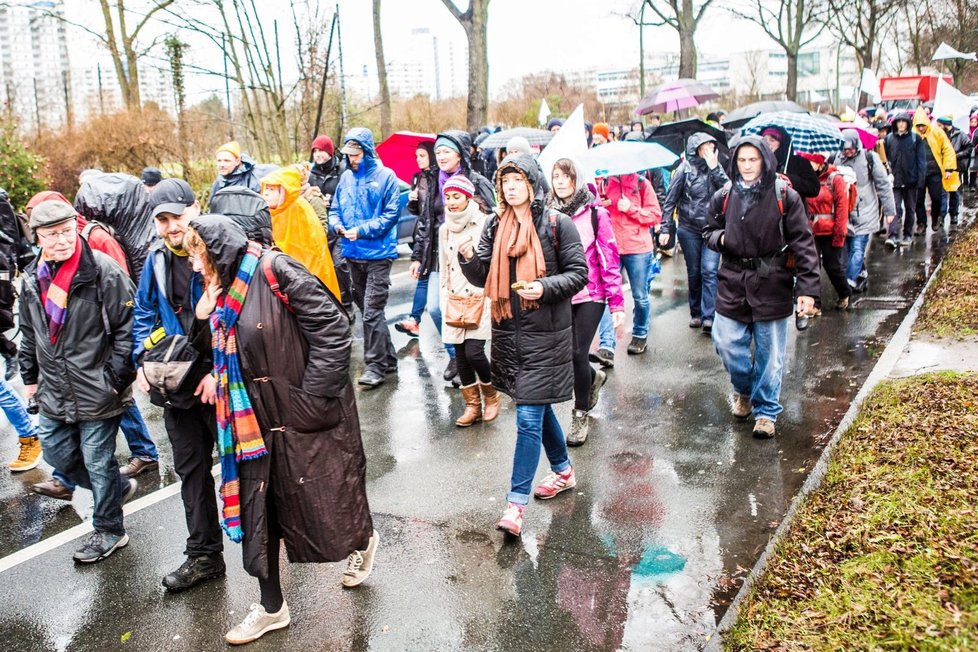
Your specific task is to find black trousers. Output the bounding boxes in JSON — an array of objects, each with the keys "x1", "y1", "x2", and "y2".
[
  {"x1": 328, "y1": 235, "x2": 354, "y2": 313},
  {"x1": 916, "y1": 173, "x2": 944, "y2": 227},
  {"x1": 888, "y1": 186, "x2": 917, "y2": 240},
  {"x1": 348, "y1": 258, "x2": 397, "y2": 375},
  {"x1": 572, "y1": 302, "x2": 606, "y2": 411},
  {"x1": 814, "y1": 236, "x2": 851, "y2": 308},
  {"x1": 455, "y1": 338, "x2": 490, "y2": 386},
  {"x1": 165, "y1": 402, "x2": 222, "y2": 557}
]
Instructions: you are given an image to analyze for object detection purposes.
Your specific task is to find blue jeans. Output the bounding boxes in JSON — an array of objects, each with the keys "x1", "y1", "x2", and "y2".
[
  {"x1": 508, "y1": 404, "x2": 571, "y2": 505},
  {"x1": 426, "y1": 271, "x2": 456, "y2": 359},
  {"x1": 38, "y1": 413, "x2": 127, "y2": 535},
  {"x1": 845, "y1": 234, "x2": 870, "y2": 285},
  {"x1": 598, "y1": 307, "x2": 616, "y2": 351},
  {"x1": 620, "y1": 252, "x2": 652, "y2": 338},
  {"x1": 0, "y1": 379, "x2": 38, "y2": 439},
  {"x1": 410, "y1": 275, "x2": 429, "y2": 323},
  {"x1": 711, "y1": 314, "x2": 789, "y2": 421},
  {"x1": 676, "y1": 227, "x2": 720, "y2": 321}
]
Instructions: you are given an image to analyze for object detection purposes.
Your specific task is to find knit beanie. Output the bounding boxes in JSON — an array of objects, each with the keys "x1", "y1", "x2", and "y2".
[
  {"x1": 593, "y1": 123, "x2": 610, "y2": 139},
  {"x1": 936, "y1": 116, "x2": 953, "y2": 125},
  {"x1": 547, "y1": 118, "x2": 564, "y2": 131},
  {"x1": 506, "y1": 136, "x2": 532, "y2": 155},
  {"x1": 434, "y1": 136, "x2": 460, "y2": 154},
  {"x1": 310, "y1": 135, "x2": 334, "y2": 156},
  {"x1": 216, "y1": 140, "x2": 242, "y2": 159},
  {"x1": 760, "y1": 127, "x2": 784, "y2": 143},
  {"x1": 443, "y1": 175, "x2": 475, "y2": 199}
]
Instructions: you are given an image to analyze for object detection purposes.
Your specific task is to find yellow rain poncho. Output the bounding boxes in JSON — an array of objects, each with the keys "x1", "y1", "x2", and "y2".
[
  {"x1": 260, "y1": 167, "x2": 342, "y2": 299},
  {"x1": 913, "y1": 107, "x2": 960, "y2": 192}
]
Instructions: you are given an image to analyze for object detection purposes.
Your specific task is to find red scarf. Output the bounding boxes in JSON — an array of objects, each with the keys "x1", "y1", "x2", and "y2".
[{"x1": 36, "y1": 236, "x2": 83, "y2": 344}]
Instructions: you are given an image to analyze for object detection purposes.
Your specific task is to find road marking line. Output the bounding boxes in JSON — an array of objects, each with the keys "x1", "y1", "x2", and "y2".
[{"x1": 0, "y1": 466, "x2": 218, "y2": 575}]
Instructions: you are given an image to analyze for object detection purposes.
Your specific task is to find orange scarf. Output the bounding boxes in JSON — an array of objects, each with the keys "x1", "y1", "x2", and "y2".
[{"x1": 486, "y1": 203, "x2": 546, "y2": 323}]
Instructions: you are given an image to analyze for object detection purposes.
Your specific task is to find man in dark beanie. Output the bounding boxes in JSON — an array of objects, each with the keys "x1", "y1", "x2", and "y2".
[{"x1": 141, "y1": 167, "x2": 163, "y2": 190}]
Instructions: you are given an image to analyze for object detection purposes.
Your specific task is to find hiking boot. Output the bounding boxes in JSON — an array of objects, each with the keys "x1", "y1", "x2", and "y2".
[
  {"x1": 533, "y1": 467, "x2": 576, "y2": 500},
  {"x1": 2, "y1": 351, "x2": 16, "y2": 382},
  {"x1": 10, "y1": 436, "x2": 41, "y2": 472},
  {"x1": 688, "y1": 317, "x2": 702, "y2": 329},
  {"x1": 226, "y1": 602, "x2": 291, "y2": 645},
  {"x1": 342, "y1": 530, "x2": 380, "y2": 588},
  {"x1": 626, "y1": 337, "x2": 647, "y2": 355},
  {"x1": 496, "y1": 502, "x2": 524, "y2": 537},
  {"x1": 731, "y1": 393, "x2": 752, "y2": 419},
  {"x1": 162, "y1": 553, "x2": 226, "y2": 592},
  {"x1": 884, "y1": 237, "x2": 898, "y2": 249},
  {"x1": 31, "y1": 477, "x2": 73, "y2": 501},
  {"x1": 480, "y1": 383, "x2": 501, "y2": 422},
  {"x1": 394, "y1": 318, "x2": 420, "y2": 337},
  {"x1": 702, "y1": 319, "x2": 713, "y2": 334},
  {"x1": 73, "y1": 530, "x2": 129, "y2": 564},
  {"x1": 358, "y1": 369, "x2": 385, "y2": 389},
  {"x1": 455, "y1": 384, "x2": 483, "y2": 427},
  {"x1": 587, "y1": 368, "x2": 607, "y2": 411},
  {"x1": 442, "y1": 358, "x2": 458, "y2": 382},
  {"x1": 566, "y1": 410, "x2": 589, "y2": 447},
  {"x1": 119, "y1": 457, "x2": 158, "y2": 478},
  {"x1": 835, "y1": 296, "x2": 850, "y2": 311},
  {"x1": 931, "y1": 218, "x2": 942, "y2": 231},
  {"x1": 753, "y1": 417, "x2": 776, "y2": 439},
  {"x1": 591, "y1": 348, "x2": 615, "y2": 368}
]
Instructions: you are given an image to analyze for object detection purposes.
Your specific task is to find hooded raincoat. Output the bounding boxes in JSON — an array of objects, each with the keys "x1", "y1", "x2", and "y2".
[
  {"x1": 208, "y1": 155, "x2": 263, "y2": 204},
  {"x1": 190, "y1": 215, "x2": 372, "y2": 579},
  {"x1": 660, "y1": 132, "x2": 730, "y2": 235},
  {"x1": 833, "y1": 129, "x2": 896, "y2": 235},
  {"x1": 328, "y1": 128, "x2": 402, "y2": 261},
  {"x1": 261, "y1": 167, "x2": 341, "y2": 300},
  {"x1": 913, "y1": 107, "x2": 960, "y2": 192}
]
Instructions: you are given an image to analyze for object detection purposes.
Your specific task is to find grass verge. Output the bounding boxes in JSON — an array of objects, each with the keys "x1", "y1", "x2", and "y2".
[
  {"x1": 916, "y1": 222, "x2": 978, "y2": 337},
  {"x1": 725, "y1": 372, "x2": 978, "y2": 651}
]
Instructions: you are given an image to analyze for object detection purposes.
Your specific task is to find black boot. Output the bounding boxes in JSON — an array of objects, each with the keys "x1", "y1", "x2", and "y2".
[{"x1": 162, "y1": 553, "x2": 226, "y2": 592}]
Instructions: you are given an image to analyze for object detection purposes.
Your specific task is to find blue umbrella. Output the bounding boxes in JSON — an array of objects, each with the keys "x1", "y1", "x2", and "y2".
[
  {"x1": 577, "y1": 141, "x2": 678, "y2": 178},
  {"x1": 740, "y1": 111, "x2": 845, "y2": 154}
]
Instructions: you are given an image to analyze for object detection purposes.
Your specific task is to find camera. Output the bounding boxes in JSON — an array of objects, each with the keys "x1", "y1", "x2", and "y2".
[{"x1": 26, "y1": 396, "x2": 38, "y2": 415}]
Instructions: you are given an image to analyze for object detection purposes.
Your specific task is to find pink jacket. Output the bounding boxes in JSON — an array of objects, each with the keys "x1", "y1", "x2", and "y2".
[
  {"x1": 600, "y1": 174, "x2": 661, "y2": 255},
  {"x1": 570, "y1": 200, "x2": 625, "y2": 312}
]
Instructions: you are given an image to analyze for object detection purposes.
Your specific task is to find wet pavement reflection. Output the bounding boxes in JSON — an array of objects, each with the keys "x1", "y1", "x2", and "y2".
[{"x1": 0, "y1": 219, "x2": 967, "y2": 650}]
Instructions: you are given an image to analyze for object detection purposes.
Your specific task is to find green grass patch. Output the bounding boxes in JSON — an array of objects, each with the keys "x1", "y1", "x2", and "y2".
[
  {"x1": 725, "y1": 373, "x2": 978, "y2": 651},
  {"x1": 917, "y1": 223, "x2": 978, "y2": 337}
]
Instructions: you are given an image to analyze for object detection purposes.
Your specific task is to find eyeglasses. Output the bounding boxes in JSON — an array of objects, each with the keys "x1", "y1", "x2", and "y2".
[{"x1": 36, "y1": 226, "x2": 76, "y2": 243}]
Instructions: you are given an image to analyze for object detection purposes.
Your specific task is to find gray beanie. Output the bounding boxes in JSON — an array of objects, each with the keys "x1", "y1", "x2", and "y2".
[
  {"x1": 29, "y1": 200, "x2": 77, "y2": 236},
  {"x1": 506, "y1": 136, "x2": 532, "y2": 155}
]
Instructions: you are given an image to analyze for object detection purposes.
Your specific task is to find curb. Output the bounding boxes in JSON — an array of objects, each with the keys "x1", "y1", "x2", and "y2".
[{"x1": 703, "y1": 250, "x2": 947, "y2": 651}]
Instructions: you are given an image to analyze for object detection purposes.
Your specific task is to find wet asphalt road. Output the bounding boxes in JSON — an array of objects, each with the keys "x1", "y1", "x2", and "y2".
[{"x1": 0, "y1": 203, "x2": 971, "y2": 651}]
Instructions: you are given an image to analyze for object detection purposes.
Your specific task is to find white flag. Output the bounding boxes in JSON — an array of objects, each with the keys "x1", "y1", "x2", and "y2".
[
  {"x1": 538, "y1": 98, "x2": 551, "y2": 127},
  {"x1": 932, "y1": 42, "x2": 978, "y2": 62},
  {"x1": 538, "y1": 104, "x2": 588, "y2": 184},
  {"x1": 859, "y1": 68, "x2": 881, "y2": 102},
  {"x1": 933, "y1": 78, "x2": 975, "y2": 132}
]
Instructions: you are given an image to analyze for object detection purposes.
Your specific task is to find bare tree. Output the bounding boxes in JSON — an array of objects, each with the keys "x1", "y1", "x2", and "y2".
[
  {"x1": 824, "y1": 0, "x2": 902, "y2": 106},
  {"x1": 372, "y1": 0, "x2": 392, "y2": 139},
  {"x1": 728, "y1": 0, "x2": 825, "y2": 100},
  {"x1": 97, "y1": 0, "x2": 176, "y2": 108},
  {"x1": 439, "y1": 0, "x2": 491, "y2": 131},
  {"x1": 641, "y1": 0, "x2": 718, "y2": 79}
]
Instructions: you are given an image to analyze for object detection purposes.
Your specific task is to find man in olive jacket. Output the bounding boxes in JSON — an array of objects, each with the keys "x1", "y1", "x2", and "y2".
[
  {"x1": 704, "y1": 135, "x2": 820, "y2": 439},
  {"x1": 20, "y1": 200, "x2": 137, "y2": 564}
]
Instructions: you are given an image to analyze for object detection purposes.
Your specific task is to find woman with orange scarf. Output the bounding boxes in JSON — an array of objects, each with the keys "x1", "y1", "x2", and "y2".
[{"x1": 458, "y1": 154, "x2": 588, "y2": 537}]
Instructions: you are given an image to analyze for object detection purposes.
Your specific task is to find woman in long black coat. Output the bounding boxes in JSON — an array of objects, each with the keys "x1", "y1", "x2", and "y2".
[{"x1": 185, "y1": 215, "x2": 377, "y2": 645}]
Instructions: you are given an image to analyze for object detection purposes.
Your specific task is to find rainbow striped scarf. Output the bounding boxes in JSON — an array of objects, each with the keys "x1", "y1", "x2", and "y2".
[
  {"x1": 36, "y1": 235, "x2": 83, "y2": 344},
  {"x1": 210, "y1": 241, "x2": 268, "y2": 542}
]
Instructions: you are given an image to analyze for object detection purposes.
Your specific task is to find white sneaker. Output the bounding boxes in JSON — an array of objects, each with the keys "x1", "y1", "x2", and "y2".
[
  {"x1": 226, "y1": 602, "x2": 291, "y2": 645},
  {"x1": 342, "y1": 530, "x2": 380, "y2": 588}
]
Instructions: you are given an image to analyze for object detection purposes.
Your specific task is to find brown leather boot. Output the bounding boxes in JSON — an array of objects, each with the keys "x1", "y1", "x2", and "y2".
[
  {"x1": 456, "y1": 385, "x2": 483, "y2": 427},
  {"x1": 480, "y1": 383, "x2": 500, "y2": 422}
]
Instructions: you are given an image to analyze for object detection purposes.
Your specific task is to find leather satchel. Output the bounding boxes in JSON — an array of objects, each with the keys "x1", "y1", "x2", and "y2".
[{"x1": 444, "y1": 293, "x2": 484, "y2": 329}]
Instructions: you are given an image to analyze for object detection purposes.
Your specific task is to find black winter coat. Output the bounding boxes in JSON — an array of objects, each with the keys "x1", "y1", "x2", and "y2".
[
  {"x1": 308, "y1": 156, "x2": 345, "y2": 208},
  {"x1": 191, "y1": 216, "x2": 372, "y2": 579},
  {"x1": 661, "y1": 133, "x2": 730, "y2": 235},
  {"x1": 704, "y1": 136, "x2": 820, "y2": 323},
  {"x1": 19, "y1": 240, "x2": 136, "y2": 422},
  {"x1": 885, "y1": 130, "x2": 927, "y2": 188},
  {"x1": 460, "y1": 154, "x2": 588, "y2": 404},
  {"x1": 412, "y1": 130, "x2": 496, "y2": 276}
]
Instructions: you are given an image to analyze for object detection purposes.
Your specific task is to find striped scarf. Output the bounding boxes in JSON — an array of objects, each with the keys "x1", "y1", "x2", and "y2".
[
  {"x1": 210, "y1": 241, "x2": 268, "y2": 543},
  {"x1": 36, "y1": 235, "x2": 83, "y2": 344}
]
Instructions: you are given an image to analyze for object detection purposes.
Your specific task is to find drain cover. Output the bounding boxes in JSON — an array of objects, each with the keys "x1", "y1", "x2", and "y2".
[{"x1": 852, "y1": 296, "x2": 910, "y2": 310}]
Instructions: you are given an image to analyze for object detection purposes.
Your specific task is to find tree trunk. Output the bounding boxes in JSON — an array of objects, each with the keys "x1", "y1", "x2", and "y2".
[
  {"x1": 677, "y1": 24, "x2": 697, "y2": 78},
  {"x1": 465, "y1": 0, "x2": 490, "y2": 131},
  {"x1": 372, "y1": 0, "x2": 392, "y2": 139},
  {"x1": 785, "y1": 51, "x2": 798, "y2": 101}
]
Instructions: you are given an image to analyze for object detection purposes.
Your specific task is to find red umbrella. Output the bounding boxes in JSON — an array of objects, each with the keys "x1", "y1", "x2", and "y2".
[{"x1": 376, "y1": 131, "x2": 435, "y2": 184}]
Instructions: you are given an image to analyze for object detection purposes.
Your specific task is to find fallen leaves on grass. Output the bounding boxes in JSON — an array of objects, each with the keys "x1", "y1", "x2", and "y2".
[{"x1": 917, "y1": 223, "x2": 978, "y2": 337}]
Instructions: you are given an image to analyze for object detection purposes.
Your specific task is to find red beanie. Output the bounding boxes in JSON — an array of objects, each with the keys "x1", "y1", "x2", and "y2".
[
  {"x1": 26, "y1": 190, "x2": 72, "y2": 211},
  {"x1": 797, "y1": 152, "x2": 825, "y2": 165},
  {"x1": 593, "y1": 123, "x2": 610, "y2": 139},
  {"x1": 311, "y1": 135, "x2": 334, "y2": 157}
]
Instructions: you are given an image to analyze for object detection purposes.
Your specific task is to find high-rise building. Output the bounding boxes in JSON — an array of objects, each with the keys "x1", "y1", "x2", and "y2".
[{"x1": 385, "y1": 27, "x2": 465, "y2": 100}]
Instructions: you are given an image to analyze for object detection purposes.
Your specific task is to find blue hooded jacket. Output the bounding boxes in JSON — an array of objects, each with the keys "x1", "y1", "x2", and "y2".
[
  {"x1": 328, "y1": 128, "x2": 401, "y2": 260},
  {"x1": 133, "y1": 244, "x2": 204, "y2": 365}
]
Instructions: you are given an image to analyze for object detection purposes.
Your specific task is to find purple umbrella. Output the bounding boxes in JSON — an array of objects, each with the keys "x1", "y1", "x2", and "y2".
[{"x1": 635, "y1": 78, "x2": 720, "y2": 116}]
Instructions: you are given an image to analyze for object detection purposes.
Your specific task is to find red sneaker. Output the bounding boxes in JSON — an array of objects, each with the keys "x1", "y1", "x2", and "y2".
[
  {"x1": 533, "y1": 467, "x2": 576, "y2": 500},
  {"x1": 496, "y1": 502, "x2": 524, "y2": 536}
]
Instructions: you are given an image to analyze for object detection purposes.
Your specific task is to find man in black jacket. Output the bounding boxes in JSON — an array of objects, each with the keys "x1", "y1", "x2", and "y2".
[
  {"x1": 20, "y1": 200, "x2": 137, "y2": 563},
  {"x1": 134, "y1": 180, "x2": 225, "y2": 592},
  {"x1": 704, "y1": 136, "x2": 820, "y2": 439},
  {"x1": 884, "y1": 113, "x2": 927, "y2": 246},
  {"x1": 939, "y1": 116, "x2": 972, "y2": 225}
]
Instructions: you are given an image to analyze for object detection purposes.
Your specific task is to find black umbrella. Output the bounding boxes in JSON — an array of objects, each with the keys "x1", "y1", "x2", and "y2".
[
  {"x1": 724, "y1": 100, "x2": 807, "y2": 129},
  {"x1": 645, "y1": 118, "x2": 728, "y2": 157}
]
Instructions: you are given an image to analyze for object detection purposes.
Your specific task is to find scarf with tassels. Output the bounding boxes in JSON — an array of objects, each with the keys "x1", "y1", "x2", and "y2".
[
  {"x1": 210, "y1": 241, "x2": 267, "y2": 543},
  {"x1": 485, "y1": 203, "x2": 546, "y2": 323},
  {"x1": 36, "y1": 235, "x2": 84, "y2": 344}
]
